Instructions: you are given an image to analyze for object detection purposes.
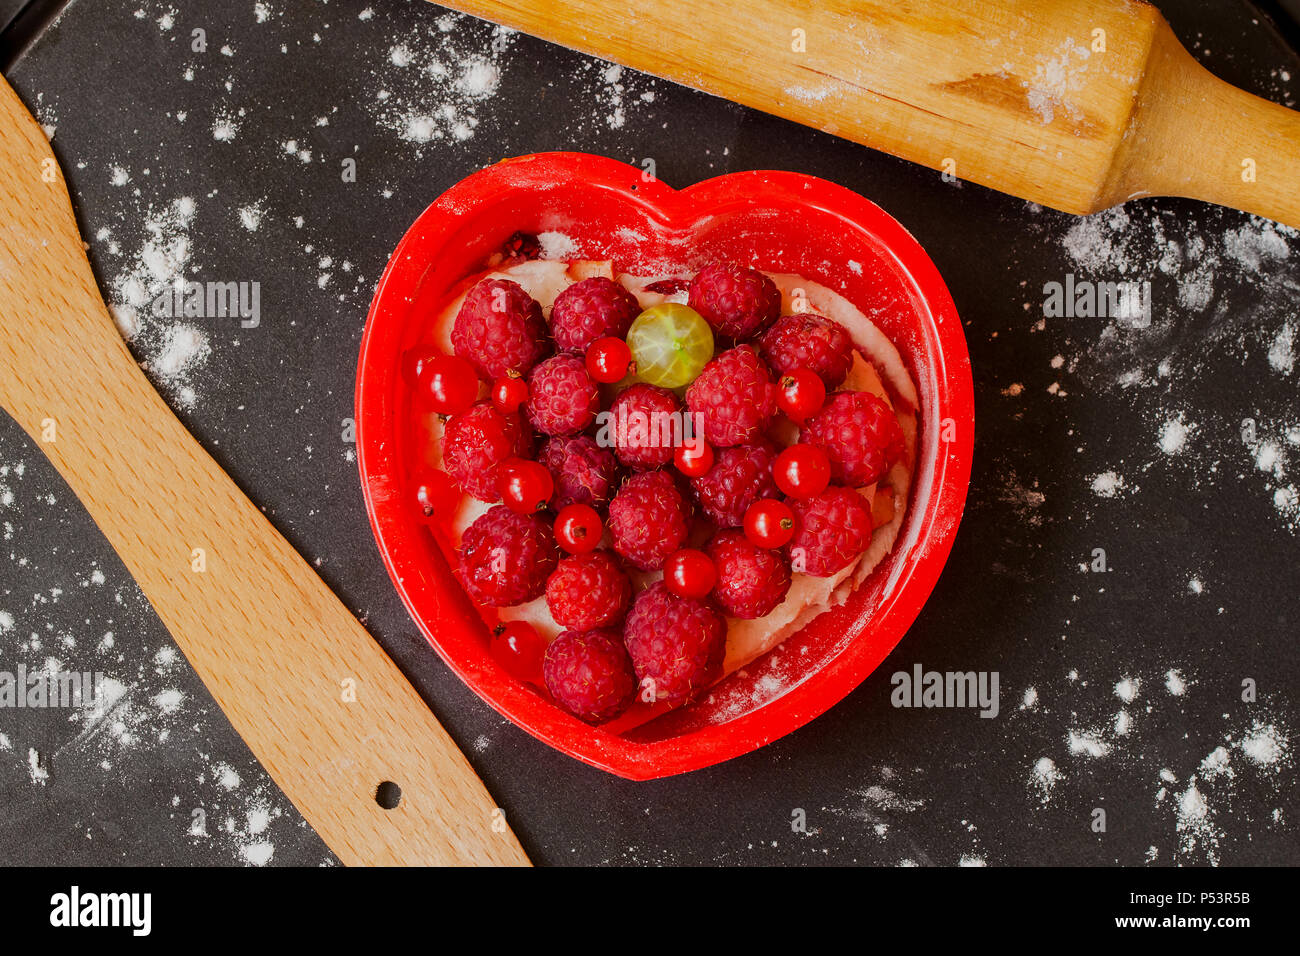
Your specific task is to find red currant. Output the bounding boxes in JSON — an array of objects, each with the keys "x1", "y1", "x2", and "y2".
[
  {"x1": 777, "y1": 369, "x2": 827, "y2": 422},
  {"x1": 412, "y1": 470, "x2": 455, "y2": 519},
  {"x1": 774, "y1": 444, "x2": 831, "y2": 499},
  {"x1": 554, "y1": 503, "x2": 603, "y2": 554},
  {"x1": 401, "y1": 348, "x2": 438, "y2": 388},
  {"x1": 744, "y1": 498, "x2": 795, "y2": 549},
  {"x1": 663, "y1": 548, "x2": 717, "y2": 599},
  {"x1": 491, "y1": 374, "x2": 529, "y2": 413},
  {"x1": 673, "y1": 439, "x2": 714, "y2": 478},
  {"x1": 419, "y1": 354, "x2": 479, "y2": 415},
  {"x1": 585, "y1": 336, "x2": 633, "y2": 384},
  {"x1": 490, "y1": 621, "x2": 546, "y2": 684},
  {"x1": 497, "y1": 458, "x2": 554, "y2": 514}
]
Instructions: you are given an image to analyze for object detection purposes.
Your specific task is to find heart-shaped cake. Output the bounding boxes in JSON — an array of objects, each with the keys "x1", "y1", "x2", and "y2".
[{"x1": 357, "y1": 153, "x2": 973, "y2": 778}]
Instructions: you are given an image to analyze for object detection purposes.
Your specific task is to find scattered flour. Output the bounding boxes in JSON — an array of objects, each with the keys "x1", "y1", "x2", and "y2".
[
  {"x1": 216, "y1": 764, "x2": 242, "y2": 791},
  {"x1": 368, "y1": 17, "x2": 519, "y2": 147},
  {"x1": 238, "y1": 841, "x2": 274, "y2": 866},
  {"x1": 1030, "y1": 757, "x2": 1060, "y2": 803},
  {"x1": 1238, "y1": 722, "x2": 1287, "y2": 769},
  {"x1": 1056, "y1": 208, "x2": 1300, "y2": 535},
  {"x1": 1269, "y1": 323, "x2": 1295, "y2": 375},
  {"x1": 1175, "y1": 781, "x2": 1218, "y2": 865},
  {"x1": 1025, "y1": 39, "x2": 1091, "y2": 126},
  {"x1": 212, "y1": 111, "x2": 240, "y2": 142},
  {"x1": 238, "y1": 203, "x2": 264, "y2": 232},
  {"x1": 27, "y1": 749, "x2": 48, "y2": 786},
  {"x1": 1090, "y1": 471, "x2": 1127, "y2": 498},
  {"x1": 1158, "y1": 416, "x2": 1191, "y2": 455},
  {"x1": 538, "y1": 231, "x2": 578, "y2": 260},
  {"x1": 1114, "y1": 677, "x2": 1140, "y2": 704},
  {"x1": 1067, "y1": 729, "x2": 1111, "y2": 759}
]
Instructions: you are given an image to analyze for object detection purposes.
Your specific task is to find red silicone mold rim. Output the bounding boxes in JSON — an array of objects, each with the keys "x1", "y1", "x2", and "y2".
[{"x1": 356, "y1": 152, "x2": 974, "y2": 780}]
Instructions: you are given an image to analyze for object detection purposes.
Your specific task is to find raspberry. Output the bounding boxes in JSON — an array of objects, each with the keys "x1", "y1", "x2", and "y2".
[
  {"x1": 608, "y1": 383, "x2": 681, "y2": 470},
  {"x1": 498, "y1": 231, "x2": 541, "y2": 263},
  {"x1": 787, "y1": 486, "x2": 874, "y2": 577},
  {"x1": 526, "y1": 354, "x2": 600, "y2": 436},
  {"x1": 687, "y1": 263, "x2": 781, "y2": 338},
  {"x1": 442, "y1": 401, "x2": 532, "y2": 502},
  {"x1": 452, "y1": 277, "x2": 550, "y2": 378},
  {"x1": 690, "y1": 440, "x2": 780, "y2": 527},
  {"x1": 458, "y1": 505, "x2": 559, "y2": 606},
  {"x1": 685, "y1": 345, "x2": 777, "y2": 448},
  {"x1": 803, "y1": 391, "x2": 905, "y2": 486},
  {"x1": 607, "y1": 470, "x2": 690, "y2": 571},
  {"x1": 539, "y1": 435, "x2": 618, "y2": 510},
  {"x1": 623, "y1": 581, "x2": 726, "y2": 705},
  {"x1": 757, "y1": 313, "x2": 855, "y2": 388},
  {"x1": 543, "y1": 628, "x2": 637, "y2": 724},
  {"x1": 550, "y1": 277, "x2": 640, "y2": 352},
  {"x1": 545, "y1": 551, "x2": 632, "y2": 629},
  {"x1": 642, "y1": 277, "x2": 689, "y2": 296},
  {"x1": 707, "y1": 528, "x2": 792, "y2": 619}
]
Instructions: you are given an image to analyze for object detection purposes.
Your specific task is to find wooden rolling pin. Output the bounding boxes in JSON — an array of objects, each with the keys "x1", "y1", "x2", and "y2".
[
  {"x1": 0, "y1": 75, "x2": 528, "y2": 866},
  {"x1": 442, "y1": 0, "x2": 1300, "y2": 227}
]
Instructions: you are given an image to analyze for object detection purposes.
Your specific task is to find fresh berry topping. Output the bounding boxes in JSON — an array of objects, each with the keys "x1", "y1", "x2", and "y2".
[
  {"x1": 787, "y1": 486, "x2": 874, "y2": 577},
  {"x1": 490, "y1": 374, "x2": 529, "y2": 414},
  {"x1": 401, "y1": 347, "x2": 441, "y2": 390},
  {"x1": 707, "y1": 529, "x2": 792, "y2": 619},
  {"x1": 776, "y1": 368, "x2": 827, "y2": 422},
  {"x1": 458, "y1": 505, "x2": 559, "y2": 606},
  {"x1": 803, "y1": 391, "x2": 905, "y2": 487},
  {"x1": 412, "y1": 469, "x2": 457, "y2": 520},
  {"x1": 664, "y1": 548, "x2": 717, "y2": 599},
  {"x1": 499, "y1": 231, "x2": 541, "y2": 263},
  {"x1": 685, "y1": 345, "x2": 777, "y2": 448},
  {"x1": 539, "y1": 435, "x2": 618, "y2": 511},
  {"x1": 773, "y1": 443, "x2": 831, "y2": 499},
  {"x1": 623, "y1": 582, "x2": 726, "y2": 705},
  {"x1": 442, "y1": 401, "x2": 532, "y2": 502},
  {"x1": 490, "y1": 621, "x2": 546, "y2": 684},
  {"x1": 418, "y1": 354, "x2": 480, "y2": 415},
  {"x1": 551, "y1": 277, "x2": 640, "y2": 352},
  {"x1": 673, "y1": 438, "x2": 714, "y2": 478},
  {"x1": 690, "y1": 440, "x2": 781, "y2": 527},
  {"x1": 497, "y1": 458, "x2": 555, "y2": 514},
  {"x1": 687, "y1": 262, "x2": 781, "y2": 338},
  {"x1": 586, "y1": 336, "x2": 634, "y2": 384},
  {"x1": 545, "y1": 551, "x2": 632, "y2": 630},
  {"x1": 554, "y1": 503, "x2": 604, "y2": 554},
  {"x1": 526, "y1": 354, "x2": 601, "y2": 436},
  {"x1": 642, "y1": 277, "x2": 689, "y2": 296},
  {"x1": 608, "y1": 383, "x2": 681, "y2": 470},
  {"x1": 607, "y1": 470, "x2": 690, "y2": 571},
  {"x1": 543, "y1": 628, "x2": 637, "y2": 724},
  {"x1": 625, "y1": 303, "x2": 715, "y2": 389},
  {"x1": 452, "y1": 278, "x2": 550, "y2": 379},
  {"x1": 757, "y1": 313, "x2": 855, "y2": 388},
  {"x1": 744, "y1": 498, "x2": 795, "y2": 549}
]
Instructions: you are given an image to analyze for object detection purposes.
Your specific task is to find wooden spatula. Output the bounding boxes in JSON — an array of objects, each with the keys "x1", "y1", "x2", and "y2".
[
  {"x1": 0, "y1": 75, "x2": 529, "y2": 866},
  {"x1": 442, "y1": 0, "x2": 1300, "y2": 227}
]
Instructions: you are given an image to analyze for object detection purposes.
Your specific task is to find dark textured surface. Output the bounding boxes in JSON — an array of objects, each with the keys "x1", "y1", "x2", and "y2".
[{"x1": 0, "y1": 0, "x2": 1296, "y2": 866}]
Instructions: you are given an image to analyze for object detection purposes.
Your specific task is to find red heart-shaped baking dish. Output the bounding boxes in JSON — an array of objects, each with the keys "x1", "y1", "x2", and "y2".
[{"x1": 356, "y1": 152, "x2": 973, "y2": 780}]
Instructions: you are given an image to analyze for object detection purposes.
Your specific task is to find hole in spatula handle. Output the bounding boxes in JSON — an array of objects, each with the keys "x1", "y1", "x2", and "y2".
[{"x1": 375, "y1": 781, "x2": 401, "y2": 810}]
